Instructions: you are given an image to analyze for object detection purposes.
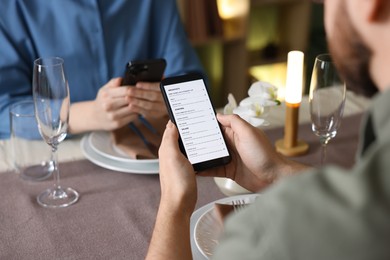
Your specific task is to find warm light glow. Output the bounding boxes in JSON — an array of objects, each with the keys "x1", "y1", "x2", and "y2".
[
  {"x1": 285, "y1": 51, "x2": 304, "y2": 104},
  {"x1": 249, "y1": 62, "x2": 287, "y2": 101},
  {"x1": 216, "y1": 0, "x2": 250, "y2": 19}
]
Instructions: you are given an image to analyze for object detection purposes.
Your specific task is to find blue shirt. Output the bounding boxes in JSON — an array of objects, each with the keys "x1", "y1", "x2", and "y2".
[{"x1": 0, "y1": 0, "x2": 203, "y2": 139}]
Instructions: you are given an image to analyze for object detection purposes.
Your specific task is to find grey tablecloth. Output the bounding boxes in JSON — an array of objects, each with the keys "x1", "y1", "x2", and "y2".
[
  {"x1": 0, "y1": 161, "x2": 224, "y2": 260},
  {"x1": 0, "y1": 113, "x2": 363, "y2": 260},
  {"x1": 264, "y1": 112, "x2": 363, "y2": 169}
]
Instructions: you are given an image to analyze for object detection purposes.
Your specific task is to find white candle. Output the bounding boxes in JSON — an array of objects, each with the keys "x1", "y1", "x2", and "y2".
[
  {"x1": 285, "y1": 51, "x2": 304, "y2": 104},
  {"x1": 275, "y1": 50, "x2": 308, "y2": 156}
]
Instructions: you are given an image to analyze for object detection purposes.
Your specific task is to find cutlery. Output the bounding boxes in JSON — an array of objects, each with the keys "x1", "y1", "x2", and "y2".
[
  {"x1": 138, "y1": 115, "x2": 160, "y2": 136},
  {"x1": 128, "y1": 122, "x2": 159, "y2": 157},
  {"x1": 231, "y1": 199, "x2": 247, "y2": 213}
]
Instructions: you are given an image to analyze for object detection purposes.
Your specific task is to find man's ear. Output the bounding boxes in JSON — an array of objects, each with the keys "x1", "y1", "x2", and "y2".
[{"x1": 366, "y1": 0, "x2": 389, "y2": 22}]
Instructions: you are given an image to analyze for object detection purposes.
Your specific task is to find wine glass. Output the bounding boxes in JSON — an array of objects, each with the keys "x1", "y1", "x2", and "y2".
[
  {"x1": 309, "y1": 54, "x2": 346, "y2": 165},
  {"x1": 32, "y1": 57, "x2": 79, "y2": 208}
]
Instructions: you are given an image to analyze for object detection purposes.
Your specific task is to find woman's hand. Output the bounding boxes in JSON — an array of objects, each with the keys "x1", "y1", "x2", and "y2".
[
  {"x1": 68, "y1": 78, "x2": 138, "y2": 133},
  {"x1": 93, "y1": 78, "x2": 140, "y2": 129},
  {"x1": 125, "y1": 81, "x2": 168, "y2": 118}
]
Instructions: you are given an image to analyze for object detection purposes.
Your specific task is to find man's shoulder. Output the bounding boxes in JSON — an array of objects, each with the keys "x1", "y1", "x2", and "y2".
[{"x1": 216, "y1": 161, "x2": 390, "y2": 259}]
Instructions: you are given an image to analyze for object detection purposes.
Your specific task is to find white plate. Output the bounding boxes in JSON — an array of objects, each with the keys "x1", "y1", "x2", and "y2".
[
  {"x1": 88, "y1": 131, "x2": 159, "y2": 164},
  {"x1": 81, "y1": 134, "x2": 159, "y2": 174},
  {"x1": 190, "y1": 194, "x2": 259, "y2": 259}
]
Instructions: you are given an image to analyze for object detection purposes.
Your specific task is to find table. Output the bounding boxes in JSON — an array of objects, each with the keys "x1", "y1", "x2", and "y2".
[
  {"x1": 0, "y1": 92, "x2": 369, "y2": 259},
  {"x1": 0, "y1": 91, "x2": 370, "y2": 172},
  {"x1": 0, "y1": 160, "x2": 225, "y2": 259}
]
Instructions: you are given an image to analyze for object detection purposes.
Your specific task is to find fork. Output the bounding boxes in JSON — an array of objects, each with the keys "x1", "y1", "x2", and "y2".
[
  {"x1": 231, "y1": 199, "x2": 247, "y2": 213},
  {"x1": 138, "y1": 115, "x2": 160, "y2": 136},
  {"x1": 128, "y1": 122, "x2": 159, "y2": 157}
]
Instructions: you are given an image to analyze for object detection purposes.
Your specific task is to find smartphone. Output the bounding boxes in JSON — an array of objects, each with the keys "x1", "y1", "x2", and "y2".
[
  {"x1": 122, "y1": 58, "x2": 166, "y2": 85},
  {"x1": 160, "y1": 73, "x2": 231, "y2": 171}
]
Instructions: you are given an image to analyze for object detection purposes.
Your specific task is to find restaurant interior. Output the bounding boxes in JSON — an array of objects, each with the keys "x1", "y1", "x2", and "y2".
[
  {"x1": 0, "y1": 0, "x2": 375, "y2": 259},
  {"x1": 176, "y1": 0, "x2": 326, "y2": 107}
]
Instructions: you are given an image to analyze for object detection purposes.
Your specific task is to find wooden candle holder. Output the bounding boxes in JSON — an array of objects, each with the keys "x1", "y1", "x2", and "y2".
[{"x1": 275, "y1": 102, "x2": 308, "y2": 156}]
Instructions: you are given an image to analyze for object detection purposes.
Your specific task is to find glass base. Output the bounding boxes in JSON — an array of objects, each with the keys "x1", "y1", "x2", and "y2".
[{"x1": 37, "y1": 187, "x2": 79, "y2": 208}]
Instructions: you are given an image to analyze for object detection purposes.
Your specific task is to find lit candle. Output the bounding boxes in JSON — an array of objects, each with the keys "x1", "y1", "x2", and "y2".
[
  {"x1": 275, "y1": 51, "x2": 308, "y2": 156},
  {"x1": 285, "y1": 51, "x2": 304, "y2": 104}
]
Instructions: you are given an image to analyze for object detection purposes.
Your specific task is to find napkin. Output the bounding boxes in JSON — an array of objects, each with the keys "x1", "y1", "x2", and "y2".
[{"x1": 111, "y1": 116, "x2": 169, "y2": 159}]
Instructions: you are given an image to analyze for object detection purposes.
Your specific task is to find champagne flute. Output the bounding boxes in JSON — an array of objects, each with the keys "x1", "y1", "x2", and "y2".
[
  {"x1": 33, "y1": 57, "x2": 79, "y2": 208},
  {"x1": 309, "y1": 54, "x2": 346, "y2": 165}
]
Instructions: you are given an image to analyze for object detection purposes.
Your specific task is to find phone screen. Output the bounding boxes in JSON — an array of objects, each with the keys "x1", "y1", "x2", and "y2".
[{"x1": 161, "y1": 74, "x2": 230, "y2": 170}]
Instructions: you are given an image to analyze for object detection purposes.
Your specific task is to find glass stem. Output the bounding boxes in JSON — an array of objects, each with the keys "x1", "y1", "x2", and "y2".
[
  {"x1": 319, "y1": 136, "x2": 330, "y2": 166},
  {"x1": 320, "y1": 143, "x2": 327, "y2": 166},
  {"x1": 51, "y1": 145, "x2": 61, "y2": 190}
]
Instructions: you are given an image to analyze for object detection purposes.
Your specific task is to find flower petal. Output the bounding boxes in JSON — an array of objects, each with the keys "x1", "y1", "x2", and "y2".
[
  {"x1": 249, "y1": 117, "x2": 265, "y2": 127},
  {"x1": 233, "y1": 106, "x2": 251, "y2": 119},
  {"x1": 239, "y1": 97, "x2": 253, "y2": 107},
  {"x1": 248, "y1": 81, "x2": 277, "y2": 98},
  {"x1": 261, "y1": 100, "x2": 279, "y2": 107},
  {"x1": 223, "y1": 104, "x2": 234, "y2": 115},
  {"x1": 227, "y1": 93, "x2": 237, "y2": 108}
]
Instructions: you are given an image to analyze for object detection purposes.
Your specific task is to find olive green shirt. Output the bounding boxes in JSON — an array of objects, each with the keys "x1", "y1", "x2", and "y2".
[{"x1": 213, "y1": 90, "x2": 390, "y2": 259}]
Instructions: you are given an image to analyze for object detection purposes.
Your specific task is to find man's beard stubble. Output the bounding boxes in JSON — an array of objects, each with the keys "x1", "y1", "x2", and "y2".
[{"x1": 327, "y1": 2, "x2": 378, "y2": 98}]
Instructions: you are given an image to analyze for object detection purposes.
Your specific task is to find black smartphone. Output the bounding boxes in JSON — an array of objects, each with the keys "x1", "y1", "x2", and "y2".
[
  {"x1": 160, "y1": 73, "x2": 231, "y2": 171},
  {"x1": 122, "y1": 58, "x2": 166, "y2": 85}
]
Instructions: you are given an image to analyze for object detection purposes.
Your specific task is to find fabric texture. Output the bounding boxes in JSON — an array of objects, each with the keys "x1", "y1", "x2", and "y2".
[
  {"x1": 213, "y1": 90, "x2": 390, "y2": 259},
  {"x1": 0, "y1": 159, "x2": 225, "y2": 260},
  {"x1": 0, "y1": 0, "x2": 203, "y2": 139}
]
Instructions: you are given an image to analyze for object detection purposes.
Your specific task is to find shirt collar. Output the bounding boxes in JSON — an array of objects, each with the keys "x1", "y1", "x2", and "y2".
[{"x1": 358, "y1": 89, "x2": 390, "y2": 157}]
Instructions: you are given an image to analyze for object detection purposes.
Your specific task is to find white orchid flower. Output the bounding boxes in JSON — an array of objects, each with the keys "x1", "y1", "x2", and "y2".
[
  {"x1": 232, "y1": 105, "x2": 267, "y2": 126},
  {"x1": 223, "y1": 93, "x2": 238, "y2": 115},
  {"x1": 224, "y1": 81, "x2": 280, "y2": 127},
  {"x1": 247, "y1": 81, "x2": 278, "y2": 101}
]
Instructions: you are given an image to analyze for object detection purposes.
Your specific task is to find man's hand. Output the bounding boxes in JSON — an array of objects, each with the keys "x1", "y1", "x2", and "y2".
[
  {"x1": 158, "y1": 120, "x2": 197, "y2": 213},
  {"x1": 200, "y1": 114, "x2": 309, "y2": 192},
  {"x1": 146, "y1": 121, "x2": 196, "y2": 260}
]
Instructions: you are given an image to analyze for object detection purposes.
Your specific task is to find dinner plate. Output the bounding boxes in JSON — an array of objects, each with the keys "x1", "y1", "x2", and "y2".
[
  {"x1": 190, "y1": 194, "x2": 259, "y2": 259},
  {"x1": 81, "y1": 134, "x2": 159, "y2": 174},
  {"x1": 88, "y1": 131, "x2": 159, "y2": 164}
]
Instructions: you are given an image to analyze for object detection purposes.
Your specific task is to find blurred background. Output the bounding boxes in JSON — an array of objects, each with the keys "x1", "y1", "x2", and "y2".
[{"x1": 176, "y1": 0, "x2": 326, "y2": 107}]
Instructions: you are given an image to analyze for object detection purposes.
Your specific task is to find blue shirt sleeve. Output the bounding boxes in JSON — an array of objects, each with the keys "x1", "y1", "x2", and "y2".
[{"x1": 0, "y1": 0, "x2": 204, "y2": 139}]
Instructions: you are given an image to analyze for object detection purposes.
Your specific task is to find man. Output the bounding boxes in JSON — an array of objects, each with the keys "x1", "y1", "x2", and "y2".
[
  {"x1": 0, "y1": 0, "x2": 203, "y2": 138},
  {"x1": 147, "y1": 0, "x2": 390, "y2": 259}
]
